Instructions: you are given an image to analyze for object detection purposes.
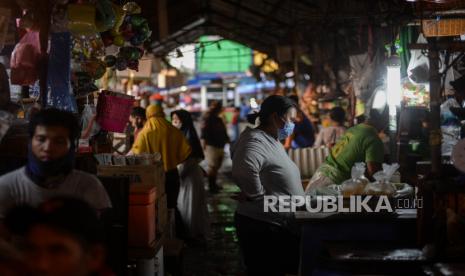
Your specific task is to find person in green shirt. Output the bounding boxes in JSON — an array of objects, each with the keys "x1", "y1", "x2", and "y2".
[{"x1": 306, "y1": 108, "x2": 388, "y2": 191}]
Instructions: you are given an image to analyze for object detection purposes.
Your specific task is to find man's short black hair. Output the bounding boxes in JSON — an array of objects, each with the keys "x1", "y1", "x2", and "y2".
[
  {"x1": 28, "y1": 108, "x2": 80, "y2": 142},
  {"x1": 130, "y1": 107, "x2": 146, "y2": 119},
  {"x1": 288, "y1": 95, "x2": 299, "y2": 105},
  {"x1": 329, "y1": 107, "x2": 346, "y2": 125},
  {"x1": 4, "y1": 197, "x2": 104, "y2": 248}
]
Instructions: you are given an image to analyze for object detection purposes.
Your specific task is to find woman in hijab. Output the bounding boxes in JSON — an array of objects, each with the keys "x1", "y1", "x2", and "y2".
[
  {"x1": 132, "y1": 105, "x2": 191, "y2": 237},
  {"x1": 171, "y1": 110, "x2": 210, "y2": 240}
]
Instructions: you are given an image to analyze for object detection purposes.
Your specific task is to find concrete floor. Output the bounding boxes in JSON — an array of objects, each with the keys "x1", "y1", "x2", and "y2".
[{"x1": 182, "y1": 173, "x2": 246, "y2": 276}]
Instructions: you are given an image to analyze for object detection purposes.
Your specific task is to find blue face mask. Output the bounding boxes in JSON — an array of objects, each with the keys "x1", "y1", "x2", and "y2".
[{"x1": 278, "y1": 121, "x2": 295, "y2": 140}]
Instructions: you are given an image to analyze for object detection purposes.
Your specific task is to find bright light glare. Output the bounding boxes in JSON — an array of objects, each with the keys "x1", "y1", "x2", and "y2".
[
  {"x1": 180, "y1": 86, "x2": 187, "y2": 92},
  {"x1": 285, "y1": 71, "x2": 294, "y2": 78},
  {"x1": 387, "y1": 66, "x2": 401, "y2": 114},
  {"x1": 250, "y1": 98, "x2": 258, "y2": 109},
  {"x1": 372, "y1": 89, "x2": 386, "y2": 111}
]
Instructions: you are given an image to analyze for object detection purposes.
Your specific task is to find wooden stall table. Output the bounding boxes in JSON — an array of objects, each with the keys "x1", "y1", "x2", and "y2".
[{"x1": 296, "y1": 209, "x2": 417, "y2": 275}]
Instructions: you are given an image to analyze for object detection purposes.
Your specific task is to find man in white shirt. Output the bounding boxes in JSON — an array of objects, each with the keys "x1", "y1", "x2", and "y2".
[{"x1": 0, "y1": 108, "x2": 111, "y2": 218}]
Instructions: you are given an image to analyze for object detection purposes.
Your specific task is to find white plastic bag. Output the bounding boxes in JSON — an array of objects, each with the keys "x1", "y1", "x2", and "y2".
[
  {"x1": 407, "y1": 34, "x2": 429, "y2": 84},
  {"x1": 0, "y1": 110, "x2": 13, "y2": 143},
  {"x1": 364, "y1": 163, "x2": 399, "y2": 196},
  {"x1": 341, "y1": 162, "x2": 369, "y2": 196},
  {"x1": 81, "y1": 104, "x2": 100, "y2": 138}
]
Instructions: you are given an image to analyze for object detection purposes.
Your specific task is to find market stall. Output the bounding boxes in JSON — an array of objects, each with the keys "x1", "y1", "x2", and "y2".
[{"x1": 0, "y1": 1, "x2": 173, "y2": 275}]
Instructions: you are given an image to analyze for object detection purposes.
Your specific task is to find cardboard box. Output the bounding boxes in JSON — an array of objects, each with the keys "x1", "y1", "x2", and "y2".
[
  {"x1": 423, "y1": 18, "x2": 465, "y2": 37},
  {"x1": 97, "y1": 164, "x2": 165, "y2": 197},
  {"x1": 128, "y1": 184, "x2": 156, "y2": 247}
]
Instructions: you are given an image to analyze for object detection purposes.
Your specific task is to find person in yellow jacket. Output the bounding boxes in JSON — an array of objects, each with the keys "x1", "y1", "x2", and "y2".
[{"x1": 132, "y1": 104, "x2": 191, "y2": 237}]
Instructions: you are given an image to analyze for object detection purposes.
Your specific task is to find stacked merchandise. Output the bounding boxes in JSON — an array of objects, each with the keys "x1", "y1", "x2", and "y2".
[{"x1": 96, "y1": 153, "x2": 167, "y2": 247}]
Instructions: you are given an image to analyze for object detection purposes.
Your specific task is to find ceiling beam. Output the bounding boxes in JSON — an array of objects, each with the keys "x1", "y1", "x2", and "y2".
[
  {"x1": 209, "y1": 10, "x2": 282, "y2": 42},
  {"x1": 151, "y1": 17, "x2": 207, "y2": 52},
  {"x1": 258, "y1": 0, "x2": 288, "y2": 33},
  {"x1": 215, "y1": 0, "x2": 291, "y2": 27},
  {"x1": 294, "y1": 0, "x2": 319, "y2": 10},
  {"x1": 204, "y1": 23, "x2": 274, "y2": 55}
]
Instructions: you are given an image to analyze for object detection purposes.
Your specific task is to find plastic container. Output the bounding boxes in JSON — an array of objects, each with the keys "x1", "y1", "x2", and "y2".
[{"x1": 128, "y1": 184, "x2": 157, "y2": 247}]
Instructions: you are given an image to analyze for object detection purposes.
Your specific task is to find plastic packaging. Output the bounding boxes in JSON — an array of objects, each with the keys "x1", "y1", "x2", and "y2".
[
  {"x1": 10, "y1": 31, "x2": 40, "y2": 85},
  {"x1": 123, "y1": 2, "x2": 141, "y2": 14},
  {"x1": 68, "y1": 4, "x2": 97, "y2": 35},
  {"x1": 0, "y1": 110, "x2": 13, "y2": 143},
  {"x1": 81, "y1": 104, "x2": 100, "y2": 138},
  {"x1": 364, "y1": 163, "x2": 399, "y2": 196},
  {"x1": 95, "y1": 0, "x2": 116, "y2": 32},
  {"x1": 341, "y1": 162, "x2": 369, "y2": 196}
]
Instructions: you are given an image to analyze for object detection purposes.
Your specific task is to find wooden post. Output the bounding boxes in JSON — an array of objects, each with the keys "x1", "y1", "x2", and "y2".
[
  {"x1": 38, "y1": 0, "x2": 51, "y2": 108},
  {"x1": 349, "y1": 85, "x2": 355, "y2": 127},
  {"x1": 427, "y1": 38, "x2": 442, "y2": 175},
  {"x1": 293, "y1": 32, "x2": 299, "y2": 96},
  {"x1": 157, "y1": 0, "x2": 168, "y2": 40}
]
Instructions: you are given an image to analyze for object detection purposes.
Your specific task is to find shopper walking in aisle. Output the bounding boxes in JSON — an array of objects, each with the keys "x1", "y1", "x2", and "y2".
[
  {"x1": 201, "y1": 101, "x2": 229, "y2": 193},
  {"x1": 171, "y1": 109, "x2": 210, "y2": 240},
  {"x1": 132, "y1": 104, "x2": 191, "y2": 237}
]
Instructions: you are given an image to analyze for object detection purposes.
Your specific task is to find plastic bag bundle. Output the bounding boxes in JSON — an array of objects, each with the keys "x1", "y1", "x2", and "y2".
[
  {"x1": 10, "y1": 31, "x2": 40, "y2": 85},
  {"x1": 341, "y1": 162, "x2": 369, "y2": 196},
  {"x1": 48, "y1": 32, "x2": 76, "y2": 112},
  {"x1": 81, "y1": 104, "x2": 100, "y2": 138},
  {"x1": 0, "y1": 110, "x2": 13, "y2": 143},
  {"x1": 68, "y1": 4, "x2": 97, "y2": 35},
  {"x1": 364, "y1": 163, "x2": 399, "y2": 196},
  {"x1": 312, "y1": 185, "x2": 342, "y2": 196}
]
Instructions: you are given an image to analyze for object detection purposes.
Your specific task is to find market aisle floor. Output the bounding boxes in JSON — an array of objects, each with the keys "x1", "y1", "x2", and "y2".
[{"x1": 181, "y1": 172, "x2": 245, "y2": 276}]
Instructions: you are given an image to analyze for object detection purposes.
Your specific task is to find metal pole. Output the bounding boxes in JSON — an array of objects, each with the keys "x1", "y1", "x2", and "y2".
[{"x1": 427, "y1": 38, "x2": 442, "y2": 175}]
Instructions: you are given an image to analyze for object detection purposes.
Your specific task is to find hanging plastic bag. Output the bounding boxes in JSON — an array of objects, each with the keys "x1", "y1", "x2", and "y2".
[
  {"x1": 0, "y1": 110, "x2": 13, "y2": 143},
  {"x1": 340, "y1": 162, "x2": 369, "y2": 196},
  {"x1": 81, "y1": 103, "x2": 100, "y2": 138},
  {"x1": 68, "y1": 4, "x2": 97, "y2": 35},
  {"x1": 96, "y1": 91, "x2": 135, "y2": 133},
  {"x1": 48, "y1": 32, "x2": 76, "y2": 112},
  {"x1": 10, "y1": 31, "x2": 40, "y2": 85},
  {"x1": 111, "y1": 3, "x2": 125, "y2": 35},
  {"x1": 364, "y1": 163, "x2": 399, "y2": 196},
  {"x1": 407, "y1": 34, "x2": 429, "y2": 84},
  {"x1": 123, "y1": 2, "x2": 141, "y2": 14},
  {"x1": 95, "y1": 0, "x2": 116, "y2": 32}
]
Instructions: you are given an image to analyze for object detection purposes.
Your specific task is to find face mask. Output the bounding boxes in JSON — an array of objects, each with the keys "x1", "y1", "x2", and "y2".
[
  {"x1": 278, "y1": 121, "x2": 295, "y2": 140},
  {"x1": 26, "y1": 144, "x2": 75, "y2": 185}
]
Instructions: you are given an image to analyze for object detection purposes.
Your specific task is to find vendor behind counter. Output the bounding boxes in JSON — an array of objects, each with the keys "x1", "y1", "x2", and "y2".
[{"x1": 306, "y1": 108, "x2": 388, "y2": 191}]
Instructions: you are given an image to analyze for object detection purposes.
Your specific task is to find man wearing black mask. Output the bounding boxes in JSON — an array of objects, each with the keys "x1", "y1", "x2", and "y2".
[{"x1": 0, "y1": 108, "x2": 111, "y2": 218}]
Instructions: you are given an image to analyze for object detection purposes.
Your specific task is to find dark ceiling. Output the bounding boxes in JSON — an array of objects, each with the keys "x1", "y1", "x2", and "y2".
[
  {"x1": 142, "y1": 0, "x2": 422, "y2": 57},
  {"x1": 2, "y1": 0, "x2": 465, "y2": 59}
]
